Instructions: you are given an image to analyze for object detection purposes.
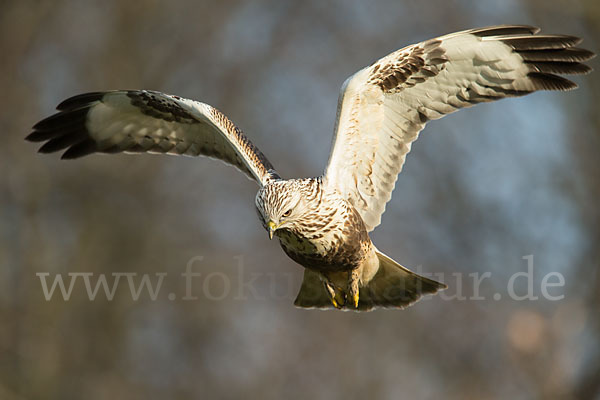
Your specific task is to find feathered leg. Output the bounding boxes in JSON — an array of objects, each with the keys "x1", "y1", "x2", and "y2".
[{"x1": 347, "y1": 268, "x2": 360, "y2": 308}]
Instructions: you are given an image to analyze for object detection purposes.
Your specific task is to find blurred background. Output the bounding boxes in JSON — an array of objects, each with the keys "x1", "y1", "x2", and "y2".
[{"x1": 1, "y1": 0, "x2": 599, "y2": 399}]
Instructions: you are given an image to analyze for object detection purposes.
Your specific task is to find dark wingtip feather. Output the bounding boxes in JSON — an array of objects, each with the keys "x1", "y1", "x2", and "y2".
[
  {"x1": 527, "y1": 61, "x2": 592, "y2": 75},
  {"x1": 56, "y1": 92, "x2": 106, "y2": 111},
  {"x1": 470, "y1": 25, "x2": 540, "y2": 37},
  {"x1": 26, "y1": 131, "x2": 58, "y2": 142},
  {"x1": 519, "y1": 47, "x2": 596, "y2": 62},
  {"x1": 528, "y1": 72, "x2": 578, "y2": 91},
  {"x1": 60, "y1": 139, "x2": 98, "y2": 159},
  {"x1": 37, "y1": 130, "x2": 87, "y2": 154},
  {"x1": 32, "y1": 107, "x2": 88, "y2": 131},
  {"x1": 29, "y1": 96, "x2": 97, "y2": 156},
  {"x1": 502, "y1": 34, "x2": 582, "y2": 50},
  {"x1": 495, "y1": 30, "x2": 595, "y2": 90}
]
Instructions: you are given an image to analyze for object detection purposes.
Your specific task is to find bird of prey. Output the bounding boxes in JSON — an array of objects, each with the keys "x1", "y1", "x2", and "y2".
[{"x1": 28, "y1": 25, "x2": 594, "y2": 311}]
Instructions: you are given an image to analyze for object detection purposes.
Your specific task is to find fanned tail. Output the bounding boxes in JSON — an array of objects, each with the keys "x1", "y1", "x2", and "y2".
[
  {"x1": 294, "y1": 250, "x2": 446, "y2": 311},
  {"x1": 357, "y1": 251, "x2": 446, "y2": 310}
]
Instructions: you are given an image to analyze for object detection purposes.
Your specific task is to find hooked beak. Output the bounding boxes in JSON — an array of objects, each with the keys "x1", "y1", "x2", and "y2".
[{"x1": 267, "y1": 220, "x2": 277, "y2": 240}]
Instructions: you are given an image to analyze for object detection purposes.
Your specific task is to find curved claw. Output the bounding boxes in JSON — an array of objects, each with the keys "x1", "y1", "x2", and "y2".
[
  {"x1": 331, "y1": 296, "x2": 342, "y2": 309},
  {"x1": 333, "y1": 290, "x2": 345, "y2": 309}
]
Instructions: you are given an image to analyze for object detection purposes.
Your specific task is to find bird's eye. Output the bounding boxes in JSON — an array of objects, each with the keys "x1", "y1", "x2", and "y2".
[{"x1": 282, "y1": 209, "x2": 292, "y2": 218}]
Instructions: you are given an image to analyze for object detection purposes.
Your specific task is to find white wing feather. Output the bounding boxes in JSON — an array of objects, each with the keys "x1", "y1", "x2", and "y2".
[
  {"x1": 324, "y1": 25, "x2": 593, "y2": 231},
  {"x1": 29, "y1": 90, "x2": 278, "y2": 186}
]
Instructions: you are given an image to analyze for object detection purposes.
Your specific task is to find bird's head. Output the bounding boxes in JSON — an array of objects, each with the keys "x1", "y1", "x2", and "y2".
[{"x1": 255, "y1": 179, "x2": 310, "y2": 240}]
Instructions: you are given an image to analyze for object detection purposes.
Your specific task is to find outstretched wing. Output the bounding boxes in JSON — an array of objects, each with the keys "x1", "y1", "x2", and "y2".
[
  {"x1": 324, "y1": 25, "x2": 594, "y2": 231},
  {"x1": 28, "y1": 90, "x2": 279, "y2": 185}
]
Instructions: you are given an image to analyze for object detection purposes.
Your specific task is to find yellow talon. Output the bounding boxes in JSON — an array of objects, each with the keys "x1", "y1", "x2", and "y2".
[
  {"x1": 334, "y1": 290, "x2": 345, "y2": 308},
  {"x1": 331, "y1": 297, "x2": 341, "y2": 309},
  {"x1": 332, "y1": 290, "x2": 345, "y2": 309},
  {"x1": 352, "y1": 292, "x2": 359, "y2": 308}
]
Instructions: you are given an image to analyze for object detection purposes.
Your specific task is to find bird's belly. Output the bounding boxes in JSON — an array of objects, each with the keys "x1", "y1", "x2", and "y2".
[{"x1": 276, "y1": 229, "x2": 362, "y2": 272}]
